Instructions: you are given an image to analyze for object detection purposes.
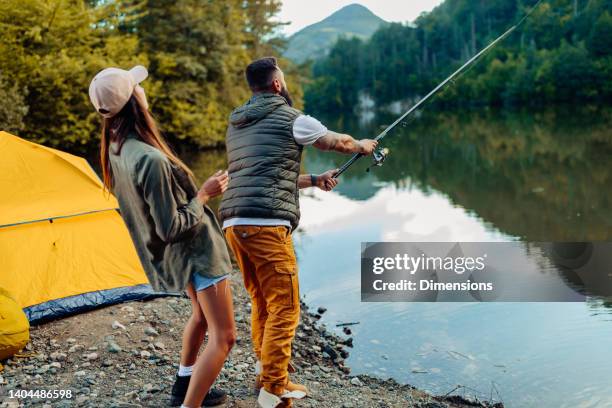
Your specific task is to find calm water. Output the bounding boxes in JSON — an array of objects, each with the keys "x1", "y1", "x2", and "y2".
[{"x1": 188, "y1": 107, "x2": 612, "y2": 407}]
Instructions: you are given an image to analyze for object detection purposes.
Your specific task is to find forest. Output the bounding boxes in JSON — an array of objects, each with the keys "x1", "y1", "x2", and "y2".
[
  {"x1": 305, "y1": 0, "x2": 612, "y2": 112},
  {"x1": 0, "y1": 0, "x2": 299, "y2": 152}
]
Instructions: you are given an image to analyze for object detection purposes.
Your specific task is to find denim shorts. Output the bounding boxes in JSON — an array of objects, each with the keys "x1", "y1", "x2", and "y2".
[{"x1": 191, "y1": 272, "x2": 229, "y2": 292}]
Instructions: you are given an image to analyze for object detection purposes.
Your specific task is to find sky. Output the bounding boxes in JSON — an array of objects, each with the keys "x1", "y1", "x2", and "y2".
[{"x1": 277, "y1": 0, "x2": 444, "y2": 35}]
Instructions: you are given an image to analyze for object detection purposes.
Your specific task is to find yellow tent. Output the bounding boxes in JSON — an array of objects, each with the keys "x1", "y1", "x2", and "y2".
[{"x1": 0, "y1": 131, "x2": 154, "y2": 323}]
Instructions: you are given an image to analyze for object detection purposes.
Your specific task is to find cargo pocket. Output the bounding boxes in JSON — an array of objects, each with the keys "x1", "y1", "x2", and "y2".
[{"x1": 273, "y1": 264, "x2": 297, "y2": 307}]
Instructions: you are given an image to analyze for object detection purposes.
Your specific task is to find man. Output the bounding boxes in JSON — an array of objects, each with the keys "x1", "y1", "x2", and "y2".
[{"x1": 219, "y1": 57, "x2": 377, "y2": 408}]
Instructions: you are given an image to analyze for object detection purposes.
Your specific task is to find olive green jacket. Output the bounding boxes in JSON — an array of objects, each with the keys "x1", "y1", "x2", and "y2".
[{"x1": 109, "y1": 135, "x2": 231, "y2": 293}]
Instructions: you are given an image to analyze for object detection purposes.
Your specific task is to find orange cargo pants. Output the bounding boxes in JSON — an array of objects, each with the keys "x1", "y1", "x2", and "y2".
[{"x1": 224, "y1": 225, "x2": 300, "y2": 395}]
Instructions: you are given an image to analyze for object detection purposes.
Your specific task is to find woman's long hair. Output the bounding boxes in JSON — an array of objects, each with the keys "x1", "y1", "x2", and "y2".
[{"x1": 99, "y1": 92, "x2": 194, "y2": 191}]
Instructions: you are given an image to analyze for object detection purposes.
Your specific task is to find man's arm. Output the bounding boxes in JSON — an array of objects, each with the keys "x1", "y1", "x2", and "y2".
[
  {"x1": 297, "y1": 169, "x2": 339, "y2": 191},
  {"x1": 313, "y1": 130, "x2": 378, "y2": 155},
  {"x1": 298, "y1": 174, "x2": 315, "y2": 189}
]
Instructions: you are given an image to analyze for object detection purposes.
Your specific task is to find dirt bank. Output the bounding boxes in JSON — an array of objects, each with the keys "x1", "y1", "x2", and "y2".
[{"x1": 0, "y1": 270, "x2": 501, "y2": 408}]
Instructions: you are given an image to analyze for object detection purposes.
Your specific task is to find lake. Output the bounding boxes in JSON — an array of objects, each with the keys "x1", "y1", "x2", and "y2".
[{"x1": 186, "y1": 107, "x2": 612, "y2": 408}]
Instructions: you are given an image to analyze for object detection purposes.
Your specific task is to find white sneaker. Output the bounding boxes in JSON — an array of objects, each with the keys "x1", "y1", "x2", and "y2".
[{"x1": 257, "y1": 387, "x2": 306, "y2": 408}]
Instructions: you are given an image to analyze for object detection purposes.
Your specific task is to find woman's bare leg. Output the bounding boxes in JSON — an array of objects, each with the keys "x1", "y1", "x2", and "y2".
[
  {"x1": 181, "y1": 283, "x2": 207, "y2": 366},
  {"x1": 183, "y1": 279, "x2": 236, "y2": 408}
]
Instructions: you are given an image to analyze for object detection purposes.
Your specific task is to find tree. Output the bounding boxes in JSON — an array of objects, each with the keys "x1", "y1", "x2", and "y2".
[
  {"x1": 0, "y1": 0, "x2": 146, "y2": 150},
  {"x1": 305, "y1": 0, "x2": 612, "y2": 111},
  {"x1": 588, "y1": 11, "x2": 612, "y2": 57},
  {"x1": 0, "y1": 73, "x2": 28, "y2": 133},
  {"x1": 0, "y1": 0, "x2": 297, "y2": 152}
]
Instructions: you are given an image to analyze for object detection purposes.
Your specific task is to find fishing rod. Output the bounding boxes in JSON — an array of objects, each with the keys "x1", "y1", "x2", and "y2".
[{"x1": 334, "y1": 0, "x2": 544, "y2": 178}]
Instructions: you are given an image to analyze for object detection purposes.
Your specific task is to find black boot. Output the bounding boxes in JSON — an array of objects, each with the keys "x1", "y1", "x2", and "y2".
[
  {"x1": 169, "y1": 375, "x2": 228, "y2": 407},
  {"x1": 202, "y1": 388, "x2": 227, "y2": 407}
]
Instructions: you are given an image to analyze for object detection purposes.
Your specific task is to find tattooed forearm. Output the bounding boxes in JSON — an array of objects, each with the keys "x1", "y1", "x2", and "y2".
[{"x1": 314, "y1": 131, "x2": 362, "y2": 154}]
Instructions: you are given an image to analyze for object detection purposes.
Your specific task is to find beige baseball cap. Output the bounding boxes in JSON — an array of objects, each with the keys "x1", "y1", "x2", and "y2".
[{"x1": 89, "y1": 65, "x2": 148, "y2": 118}]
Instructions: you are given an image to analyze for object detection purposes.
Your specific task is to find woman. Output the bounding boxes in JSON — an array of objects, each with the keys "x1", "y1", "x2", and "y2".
[{"x1": 89, "y1": 66, "x2": 235, "y2": 408}]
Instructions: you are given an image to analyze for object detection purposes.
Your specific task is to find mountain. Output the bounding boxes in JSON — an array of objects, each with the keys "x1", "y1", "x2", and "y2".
[{"x1": 284, "y1": 3, "x2": 386, "y2": 63}]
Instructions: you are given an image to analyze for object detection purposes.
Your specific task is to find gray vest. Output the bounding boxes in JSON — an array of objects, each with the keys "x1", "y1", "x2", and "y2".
[{"x1": 219, "y1": 94, "x2": 303, "y2": 229}]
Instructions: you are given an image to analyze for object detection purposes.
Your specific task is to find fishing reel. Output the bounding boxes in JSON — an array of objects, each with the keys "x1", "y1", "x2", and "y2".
[{"x1": 366, "y1": 147, "x2": 389, "y2": 172}]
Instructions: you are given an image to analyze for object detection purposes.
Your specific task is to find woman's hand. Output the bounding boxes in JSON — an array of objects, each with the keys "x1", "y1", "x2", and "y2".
[{"x1": 197, "y1": 170, "x2": 229, "y2": 204}]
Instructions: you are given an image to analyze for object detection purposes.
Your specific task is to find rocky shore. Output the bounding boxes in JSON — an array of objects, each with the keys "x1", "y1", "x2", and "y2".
[{"x1": 0, "y1": 270, "x2": 502, "y2": 408}]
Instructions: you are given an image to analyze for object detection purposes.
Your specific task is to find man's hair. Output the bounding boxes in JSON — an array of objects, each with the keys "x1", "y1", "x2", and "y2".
[{"x1": 246, "y1": 57, "x2": 279, "y2": 91}]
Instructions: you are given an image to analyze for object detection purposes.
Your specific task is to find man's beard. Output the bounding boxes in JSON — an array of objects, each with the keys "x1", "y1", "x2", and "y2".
[{"x1": 280, "y1": 87, "x2": 294, "y2": 107}]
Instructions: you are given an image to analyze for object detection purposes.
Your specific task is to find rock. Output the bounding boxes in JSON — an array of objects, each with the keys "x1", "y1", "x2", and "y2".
[
  {"x1": 35, "y1": 353, "x2": 47, "y2": 361},
  {"x1": 112, "y1": 320, "x2": 126, "y2": 330},
  {"x1": 343, "y1": 327, "x2": 352, "y2": 335},
  {"x1": 35, "y1": 365, "x2": 49, "y2": 374},
  {"x1": 317, "y1": 307, "x2": 327, "y2": 314},
  {"x1": 103, "y1": 359, "x2": 113, "y2": 367},
  {"x1": 350, "y1": 377, "x2": 363, "y2": 387},
  {"x1": 124, "y1": 390, "x2": 138, "y2": 399},
  {"x1": 68, "y1": 344, "x2": 84, "y2": 353},
  {"x1": 140, "y1": 350, "x2": 151, "y2": 359},
  {"x1": 154, "y1": 342, "x2": 165, "y2": 350},
  {"x1": 85, "y1": 352, "x2": 99, "y2": 361},
  {"x1": 322, "y1": 344, "x2": 338, "y2": 360},
  {"x1": 144, "y1": 327, "x2": 159, "y2": 337},
  {"x1": 67, "y1": 338, "x2": 77, "y2": 344},
  {"x1": 50, "y1": 352, "x2": 67, "y2": 361},
  {"x1": 108, "y1": 341, "x2": 122, "y2": 353},
  {"x1": 75, "y1": 370, "x2": 87, "y2": 377},
  {"x1": 143, "y1": 383, "x2": 161, "y2": 393},
  {"x1": 120, "y1": 305, "x2": 135, "y2": 313},
  {"x1": 49, "y1": 362, "x2": 61, "y2": 369}
]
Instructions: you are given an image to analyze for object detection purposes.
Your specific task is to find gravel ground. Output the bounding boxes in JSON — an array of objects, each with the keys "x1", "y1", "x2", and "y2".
[{"x1": 0, "y1": 270, "x2": 502, "y2": 408}]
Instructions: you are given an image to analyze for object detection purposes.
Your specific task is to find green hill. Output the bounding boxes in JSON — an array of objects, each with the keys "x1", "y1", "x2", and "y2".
[
  {"x1": 306, "y1": 0, "x2": 612, "y2": 111},
  {"x1": 284, "y1": 3, "x2": 386, "y2": 63}
]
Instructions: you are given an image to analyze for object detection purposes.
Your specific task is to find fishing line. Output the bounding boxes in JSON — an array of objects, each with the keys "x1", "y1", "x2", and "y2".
[{"x1": 334, "y1": 0, "x2": 545, "y2": 178}]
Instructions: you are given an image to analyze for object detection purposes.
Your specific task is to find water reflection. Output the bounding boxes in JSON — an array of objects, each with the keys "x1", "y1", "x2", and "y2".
[
  {"x1": 305, "y1": 107, "x2": 612, "y2": 241},
  {"x1": 295, "y1": 108, "x2": 612, "y2": 407}
]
